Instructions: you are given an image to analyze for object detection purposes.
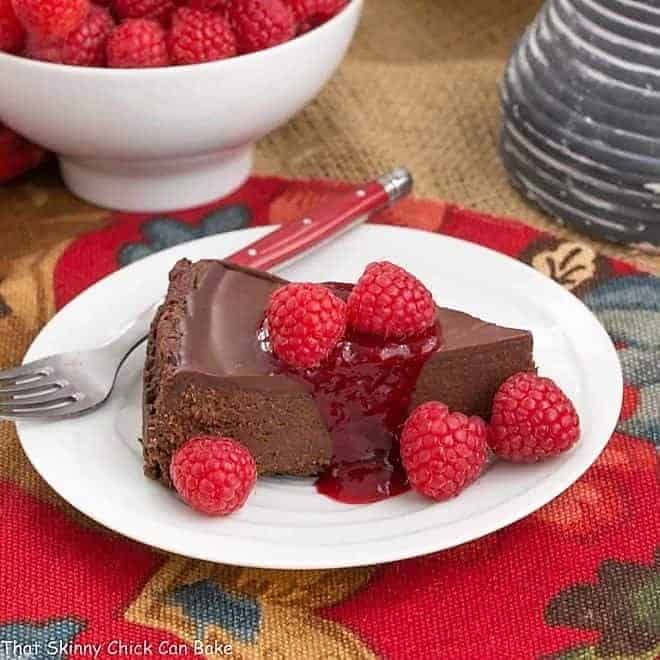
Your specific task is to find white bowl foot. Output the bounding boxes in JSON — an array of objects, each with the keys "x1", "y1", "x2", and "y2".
[{"x1": 59, "y1": 146, "x2": 253, "y2": 212}]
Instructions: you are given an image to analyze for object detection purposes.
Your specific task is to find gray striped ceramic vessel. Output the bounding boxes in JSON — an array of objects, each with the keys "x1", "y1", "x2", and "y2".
[{"x1": 500, "y1": 0, "x2": 660, "y2": 250}]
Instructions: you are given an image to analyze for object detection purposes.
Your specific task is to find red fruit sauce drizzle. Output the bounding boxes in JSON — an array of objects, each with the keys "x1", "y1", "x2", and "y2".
[{"x1": 274, "y1": 284, "x2": 442, "y2": 504}]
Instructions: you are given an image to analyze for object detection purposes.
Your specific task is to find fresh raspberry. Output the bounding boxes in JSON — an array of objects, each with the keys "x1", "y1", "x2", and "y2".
[
  {"x1": 489, "y1": 372, "x2": 580, "y2": 462},
  {"x1": 226, "y1": 0, "x2": 294, "y2": 54},
  {"x1": 401, "y1": 401, "x2": 488, "y2": 501},
  {"x1": 60, "y1": 5, "x2": 113, "y2": 65},
  {"x1": 0, "y1": 124, "x2": 46, "y2": 184},
  {"x1": 170, "y1": 436, "x2": 257, "y2": 515},
  {"x1": 169, "y1": 7, "x2": 235, "y2": 65},
  {"x1": 25, "y1": 35, "x2": 63, "y2": 61},
  {"x1": 12, "y1": 0, "x2": 89, "y2": 41},
  {"x1": 266, "y1": 283, "x2": 347, "y2": 368},
  {"x1": 347, "y1": 261, "x2": 436, "y2": 340},
  {"x1": 112, "y1": 0, "x2": 177, "y2": 24},
  {"x1": 187, "y1": 0, "x2": 228, "y2": 11},
  {"x1": 0, "y1": 0, "x2": 24, "y2": 53},
  {"x1": 106, "y1": 18, "x2": 169, "y2": 67},
  {"x1": 286, "y1": 0, "x2": 346, "y2": 33}
]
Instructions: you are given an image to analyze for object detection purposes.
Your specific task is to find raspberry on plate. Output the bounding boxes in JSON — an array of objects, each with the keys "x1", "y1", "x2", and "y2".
[
  {"x1": 169, "y1": 6, "x2": 236, "y2": 65},
  {"x1": 286, "y1": 0, "x2": 347, "y2": 33},
  {"x1": 170, "y1": 436, "x2": 257, "y2": 515},
  {"x1": 0, "y1": 0, "x2": 25, "y2": 53},
  {"x1": 266, "y1": 282, "x2": 347, "y2": 368},
  {"x1": 106, "y1": 18, "x2": 169, "y2": 68},
  {"x1": 489, "y1": 372, "x2": 580, "y2": 462},
  {"x1": 61, "y1": 5, "x2": 114, "y2": 66},
  {"x1": 400, "y1": 401, "x2": 488, "y2": 501},
  {"x1": 12, "y1": 0, "x2": 89, "y2": 42},
  {"x1": 347, "y1": 261, "x2": 436, "y2": 340},
  {"x1": 112, "y1": 0, "x2": 178, "y2": 24},
  {"x1": 226, "y1": 0, "x2": 295, "y2": 54}
]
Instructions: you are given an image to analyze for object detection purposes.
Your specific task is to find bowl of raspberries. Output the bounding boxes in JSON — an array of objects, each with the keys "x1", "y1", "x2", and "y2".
[{"x1": 0, "y1": 0, "x2": 361, "y2": 210}]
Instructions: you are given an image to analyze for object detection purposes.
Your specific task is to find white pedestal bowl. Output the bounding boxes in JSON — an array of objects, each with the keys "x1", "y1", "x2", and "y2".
[{"x1": 0, "y1": 0, "x2": 363, "y2": 212}]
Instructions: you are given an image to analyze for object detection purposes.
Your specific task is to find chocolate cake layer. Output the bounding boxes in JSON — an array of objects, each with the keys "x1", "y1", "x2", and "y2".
[
  {"x1": 143, "y1": 259, "x2": 535, "y2": 486},
  {"x1": 143, "y1": 259, "x2": 331, "y2": 486},
  {"x1": 413, "y1": 308, "x2": 534, "y2": 418}
]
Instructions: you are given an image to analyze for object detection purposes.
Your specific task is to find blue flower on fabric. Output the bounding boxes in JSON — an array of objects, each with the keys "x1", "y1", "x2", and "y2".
[
  {"x1": 118, "y1": 204, "x2": 251, "y2": 267},
  {"x1": 0, "y1": 618, "x2": 85, "y2": 659},
  {"x1": 169, "y1": 579, "x2": 261, "y2": 644},
  {"x1": 581, "y1": 275, "x2": 660, "y2": 447}
]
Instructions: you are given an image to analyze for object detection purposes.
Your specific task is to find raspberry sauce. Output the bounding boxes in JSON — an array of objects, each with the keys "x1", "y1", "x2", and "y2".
[{"x1": 274, "y1": 284, "x2": 442, "y2": 504}]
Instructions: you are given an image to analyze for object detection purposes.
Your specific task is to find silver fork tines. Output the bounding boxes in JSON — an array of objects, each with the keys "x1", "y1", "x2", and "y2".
[
  {"x1": 0, "y1": 300, "x2": 163, "y2": 421},
  {"x1": 0, "y1": 353, "x2": 110, "y2": 420},
  {"x1": 0, "y1": 357, "x2": 86, "y2": 418},
  {"x1": 0, "y1": 377, "x2": 64, "y2": 396}
]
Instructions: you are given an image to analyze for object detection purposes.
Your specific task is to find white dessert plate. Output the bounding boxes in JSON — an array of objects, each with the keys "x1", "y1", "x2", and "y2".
[{"x1": 16, "y1": 225, "x2": 622, "y2": 569}]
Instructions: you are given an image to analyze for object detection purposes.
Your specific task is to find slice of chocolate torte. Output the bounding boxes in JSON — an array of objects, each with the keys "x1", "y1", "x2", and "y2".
[{"x1": 142, "y1": 259, "x2": 535, "y2": 490}]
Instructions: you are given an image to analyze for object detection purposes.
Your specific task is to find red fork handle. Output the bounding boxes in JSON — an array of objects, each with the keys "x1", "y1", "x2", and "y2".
[{"x1": 227, "y1": 168, "x2": 413, "y2": 272}]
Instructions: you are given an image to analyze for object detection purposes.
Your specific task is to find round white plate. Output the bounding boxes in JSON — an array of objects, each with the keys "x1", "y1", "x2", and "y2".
[{"x1": 16, "y1": 225, "x2": 622, "y2": 569}]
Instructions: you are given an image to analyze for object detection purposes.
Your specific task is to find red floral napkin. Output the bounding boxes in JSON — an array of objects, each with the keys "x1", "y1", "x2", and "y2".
[{"x1": 1, "y1": 175, "x2": 658, "y2": 659}]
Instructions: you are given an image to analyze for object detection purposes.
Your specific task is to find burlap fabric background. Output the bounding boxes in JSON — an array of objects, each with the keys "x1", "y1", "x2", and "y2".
[{"x1": 257, "y1": 0, "x2": 658, "y2": 274}]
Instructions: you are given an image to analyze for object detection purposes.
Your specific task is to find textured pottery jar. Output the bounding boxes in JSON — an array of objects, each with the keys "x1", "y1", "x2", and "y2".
[{"x1": 500, "y1": 0, "x2": 660, "y2": 251}]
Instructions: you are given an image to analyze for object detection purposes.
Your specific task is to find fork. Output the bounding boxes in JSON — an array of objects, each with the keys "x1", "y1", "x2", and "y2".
[{"x1": 0, "y1": 168, "x2": 413, "y2": 421}]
